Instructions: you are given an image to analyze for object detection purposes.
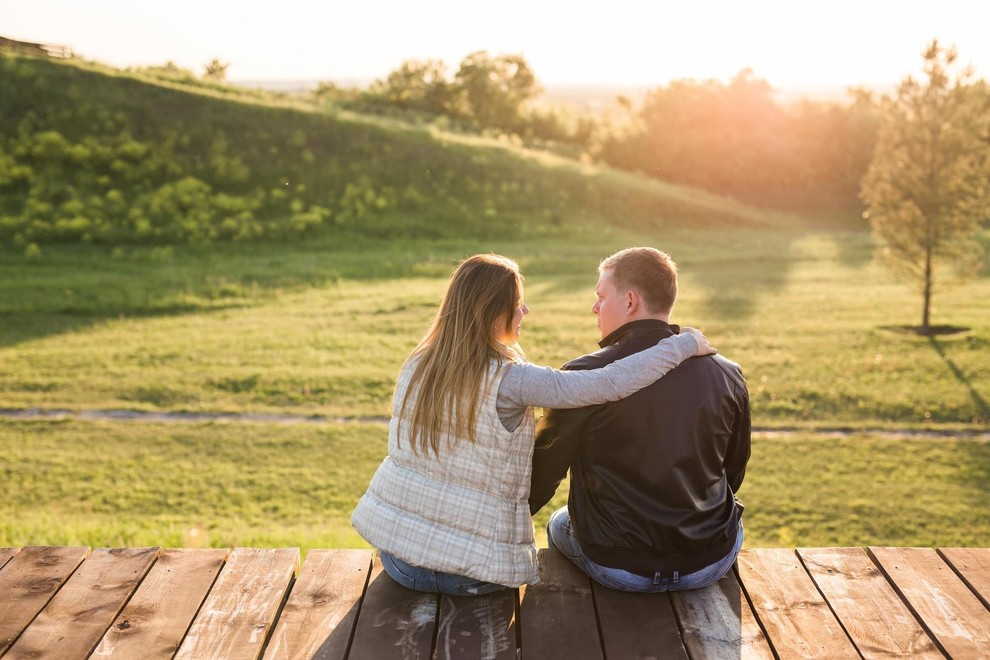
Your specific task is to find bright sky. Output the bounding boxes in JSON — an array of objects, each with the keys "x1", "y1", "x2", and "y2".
[{"x1": 3, "y1": 0, "x2": 989, "y2": 91}]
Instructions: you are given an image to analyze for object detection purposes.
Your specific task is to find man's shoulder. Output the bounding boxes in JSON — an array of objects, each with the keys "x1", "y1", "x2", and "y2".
[
  {"x1": 705, "y1": 353, "x2": 749, "y2": 393},
  {"x1": 562, "y1": 343, "x2": 625, "y2": 371}
]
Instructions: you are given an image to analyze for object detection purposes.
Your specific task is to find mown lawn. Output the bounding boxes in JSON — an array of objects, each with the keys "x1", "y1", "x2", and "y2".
[
  {"x1": 2, "y1": 228, "x2": 989, "y2": 427},
  {"x1": 2, "y1": 419, "x2": 987, "y2": 552},
  {"x1": 2, "y1": 226, "x2": 988, "y2": 551}
]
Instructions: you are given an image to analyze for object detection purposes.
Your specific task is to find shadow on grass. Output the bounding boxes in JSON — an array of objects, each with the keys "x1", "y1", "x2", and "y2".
[
  {"x1": 0, "y1": 241, "x2": 479, "y2": 348},
  {"x1": 684, "y1": 234, "x2": 798, "y2": 322},
  {"x1": 519, "y1": 229, "x2": 806, "y2": 324},
  {"x1": 927, "y1": 336, "x2": 990, "y2": 425},
  {"x1": 879, "y1": 324, "x2": 970, "y2": 337}
]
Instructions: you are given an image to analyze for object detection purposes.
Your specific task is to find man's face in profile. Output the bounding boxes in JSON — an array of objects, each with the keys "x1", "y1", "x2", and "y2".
[{"x1": 592, "y1": 269, "x2": 625, "y2": 340}]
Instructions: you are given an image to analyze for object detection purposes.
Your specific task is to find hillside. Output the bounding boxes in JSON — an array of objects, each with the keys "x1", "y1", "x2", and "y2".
[{"x1": 0, "y1": 53, "x2": 783, "y2": 247}]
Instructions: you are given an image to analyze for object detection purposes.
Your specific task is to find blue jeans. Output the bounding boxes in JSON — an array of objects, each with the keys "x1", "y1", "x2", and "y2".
[
  {"x1": 379, "y1": 551, "x2": 508, "y2": 597},
  {"x1": 547, "y1": 506, "x2": 744, "y2": 592}
]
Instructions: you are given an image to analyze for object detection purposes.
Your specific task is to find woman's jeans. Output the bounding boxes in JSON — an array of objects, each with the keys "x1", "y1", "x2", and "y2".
[
  {"x1": 379, "y1": 551, "x2": 507, "y2": 596},
  {"x1": 547, "y1": 506, "x2": 745, "y2": 592}
]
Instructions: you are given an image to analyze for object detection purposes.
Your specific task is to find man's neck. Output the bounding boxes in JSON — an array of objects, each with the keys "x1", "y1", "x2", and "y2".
[{"x1": 600, "y1": 317, "x2": 676, "y2": 347}]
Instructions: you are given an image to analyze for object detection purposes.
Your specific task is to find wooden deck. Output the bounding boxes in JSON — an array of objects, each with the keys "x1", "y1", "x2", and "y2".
[{"x1": 0, "y1": 546, "x2": 987, "y2": 659}]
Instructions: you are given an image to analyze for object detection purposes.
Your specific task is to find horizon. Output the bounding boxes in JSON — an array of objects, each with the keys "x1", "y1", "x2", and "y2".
[{"x1": 2, "y1": 1, "x2": 990, "y2": 92}]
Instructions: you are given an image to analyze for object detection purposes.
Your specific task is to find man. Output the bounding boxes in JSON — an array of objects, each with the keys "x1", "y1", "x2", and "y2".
[{"x1": 529, "y1": 247, "x2": 750, "y2": 592}]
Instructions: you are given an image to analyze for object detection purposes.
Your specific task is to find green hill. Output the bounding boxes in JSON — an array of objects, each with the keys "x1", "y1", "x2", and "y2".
[{"x1": 0, "y1": 53, "x2": 782, "y2": 247}]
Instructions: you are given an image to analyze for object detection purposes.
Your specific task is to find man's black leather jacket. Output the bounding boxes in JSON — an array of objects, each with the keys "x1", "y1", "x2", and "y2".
[{"x1": 529, "y1": 319, "x2": 751, "y2": 575}]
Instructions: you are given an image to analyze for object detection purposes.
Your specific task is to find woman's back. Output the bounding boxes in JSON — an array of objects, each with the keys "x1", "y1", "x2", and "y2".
[{"x1": 351, "y1": 356, "x2": 540, "y2": 587}]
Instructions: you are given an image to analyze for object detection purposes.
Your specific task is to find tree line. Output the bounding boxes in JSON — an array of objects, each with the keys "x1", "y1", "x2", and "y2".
[{"x1": 320, "y1": 51, "x2": 881, "y2": 210}]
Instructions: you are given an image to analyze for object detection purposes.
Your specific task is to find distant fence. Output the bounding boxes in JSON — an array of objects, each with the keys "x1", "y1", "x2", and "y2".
[{"x1": 0, "y1": 35, "x2": 73, "y2": 59}]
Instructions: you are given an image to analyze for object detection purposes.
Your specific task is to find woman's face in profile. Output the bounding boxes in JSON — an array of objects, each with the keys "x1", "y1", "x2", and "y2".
[{"x1": 495, "y1": 285, "x2": 529, "y2": 345}]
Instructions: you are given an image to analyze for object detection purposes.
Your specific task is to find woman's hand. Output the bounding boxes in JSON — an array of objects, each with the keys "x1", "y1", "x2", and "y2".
[{"x1": 680, "y1": 326, "x2": 718, "y2": 356}]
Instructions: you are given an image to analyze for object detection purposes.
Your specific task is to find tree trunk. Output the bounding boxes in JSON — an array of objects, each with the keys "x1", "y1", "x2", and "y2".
[{"x1": 922, "y1": 244, "x2": 933, "y2": 333}]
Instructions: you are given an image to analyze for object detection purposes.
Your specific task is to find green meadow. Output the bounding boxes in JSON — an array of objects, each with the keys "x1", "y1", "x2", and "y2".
[
  {"x1": 1, "y1": 52, "x2": 988, "y2": 552},
  {"x1": 1, "y1": 419, "x2": 987, "y2": 552},
  {"x1": 4, "y1": 229, "x2": 988, "y2": 426},
  {"x1": 2, "y1": 228, "x2": 989, "y2": 551}
]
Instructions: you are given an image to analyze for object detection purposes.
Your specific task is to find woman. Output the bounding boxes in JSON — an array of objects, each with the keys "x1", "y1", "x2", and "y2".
[{"x1": 351, "y1": 254, "x2": 714, "y2": 594}]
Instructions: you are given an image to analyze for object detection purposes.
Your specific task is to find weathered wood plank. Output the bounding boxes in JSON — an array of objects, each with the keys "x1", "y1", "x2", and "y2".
[
  {"x1": 348, "y1": 555, "x2": 438, "y2": 660},
  {"x1": 175, "y1": 547, "x2": 299, "y2": 660},
  {"x1": 670, "y1": 569, "x2": 775, "y2": 659},
  {"x1": 0, "y1": 547, "x2": 19, "y2": 569},
  {"x1": 938, "y1": 547, "x2": 990, "y2": 610},
  {"x1": 436, "y1": 589, "x2": 517, "y2": 660},
  {"x1": 0, "y1": 545, "x2": 90, "y2": 655},
  {"x1": 870, "y1": 546, "x2": 990, "y2": 658},
  {"x1": 736, "y1": 548, "x2": 858, "y2": 658},
  {"x1": 594, "y1": 583, "x2": 687, "y2": 659},
  {"x1": 518, "y1": 548, "x2": 600, "y2": 660},
  {"x1": 264, "y1": 549, "x2": 373, "y2": 660},
  {"x1": 93, "y1": 547, "x2": 229, "y2": 658},
  {"x1": 5, "y1": 547, "x2": 158, "y2": 659},
  {"x1": 798, "y1": 547, "x2": 940, "y2": 658}
]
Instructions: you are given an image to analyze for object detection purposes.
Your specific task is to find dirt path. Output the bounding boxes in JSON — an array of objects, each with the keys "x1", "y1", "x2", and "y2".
[{"x1": 2, "y1": 407, "x2": 988, "y2": 440}]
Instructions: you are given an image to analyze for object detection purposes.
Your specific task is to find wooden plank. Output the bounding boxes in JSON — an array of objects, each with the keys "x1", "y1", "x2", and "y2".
[
  {"x1": 798, "y1": 547, "x2": 941, "y2": 658},
  {"x1": 347, "y1": 555, "x2": 438, "y2": 660},
  {"x1": 518, "y1": 548, "x2": 600, "y2": 659},
  {"x1": 870, "y1": 546, "x2": 990, "y2": 658},
  {"x1": 939, "y1": 547, "x2": 990, "y2": 609},
  {"x1": 736, "y1": 548, "x2": 859, "y2": 658},
  {"x1": 670, "y1": 569, "x2": 775, "y2": 660},
  {"x1": 264, "y1": 549, "x2": 373, "y2": 660},
  {"x1": 436, "y1": 589, "x2": 517, "y2": 660},
  {"x1": 92, "y1": 548, "x2": 229, "y2": 658},
  {"x1": 0, "y1": 547, "x2": 19, "y2": 569},
  {"x1": 5, "y1": 547, "x2": 158, "y2": 659},
  {"x1": 0, "y1": 546, "x2": 90, "y2": 655},
  {"x1": 175, "y1": 547, "x2": 298, "y2": 660},
  {"x1": 593, "y1": 583, "x2": 687, "y2": 659}
]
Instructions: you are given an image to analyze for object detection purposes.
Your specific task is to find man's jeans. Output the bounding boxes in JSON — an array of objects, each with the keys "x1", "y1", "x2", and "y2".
[
  {"x1": 547, "y1": 506, "x2": 745, "y2": 592},
  {"x1": 380, "y1": 551, "x2": 508, "y2": 597}
]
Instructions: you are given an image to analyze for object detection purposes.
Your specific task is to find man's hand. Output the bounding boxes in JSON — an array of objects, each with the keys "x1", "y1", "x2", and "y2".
[{"x1": 681, "y1": 326, "x2": 718, "y2": 356}]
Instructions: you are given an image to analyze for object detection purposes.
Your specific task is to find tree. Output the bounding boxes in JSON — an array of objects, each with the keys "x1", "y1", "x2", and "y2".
[
  {"x1": 203, "y1": 58, "x2": 230, "y2": 81},
  {"x1": 452, "y1": 51, "x2": 539, "y2": 132},
  {"x1": 861, "y1": 40, "x2": 990, "y2": 333},
  {"x1": 368, "y1": 59, "x2": 452, "y2": 115}
]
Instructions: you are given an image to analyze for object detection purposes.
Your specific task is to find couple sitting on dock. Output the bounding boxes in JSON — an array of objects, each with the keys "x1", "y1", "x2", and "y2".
[{"x1": 352, "y1": 247, "x2": 751, "y2": 594}]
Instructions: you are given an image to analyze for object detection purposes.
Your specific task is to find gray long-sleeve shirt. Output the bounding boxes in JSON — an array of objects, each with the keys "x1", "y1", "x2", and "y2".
[{"x1": 495, "y1": 332, "x2": 698, "y2": 431}]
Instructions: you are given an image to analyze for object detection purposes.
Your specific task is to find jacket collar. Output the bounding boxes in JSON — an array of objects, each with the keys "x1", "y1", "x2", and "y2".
[{"x1": 599, "y1": 318, "x2": 681, "y2": 348}]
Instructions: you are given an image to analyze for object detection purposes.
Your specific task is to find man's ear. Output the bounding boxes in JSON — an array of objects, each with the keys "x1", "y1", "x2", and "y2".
[{"x1": 624, "y1": 289, "x2": 640, "y2": 316}]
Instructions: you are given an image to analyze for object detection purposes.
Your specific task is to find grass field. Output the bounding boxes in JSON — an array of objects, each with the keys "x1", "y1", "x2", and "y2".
[
  {"x1": 2, "y1": 224, "x2": 989, "y2": 550},
  {"x1": 1, "y1": 419, "x2": 986, "y2": 552},
  {"x1": 3, "y1": 227, "x2": 988, "y2": 426}
]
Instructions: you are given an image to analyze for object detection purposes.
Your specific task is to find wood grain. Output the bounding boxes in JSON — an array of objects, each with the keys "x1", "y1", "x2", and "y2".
[
  {"x1": 175, "y1": 547, "x2": 299, "y2": 660},
  {"x1": 518, "y1": 548, "x2": 601, "y2": 660},
  {"x1": 736, "y1": 548, "x2": 859, "y2": 658},
  {"x1": 435, "y1": 589, "x2": 517, "y2": 660},
  {"x1": 347, "y1": 555, "x2": 438, "y2": 660},
  {"x1": 798, "y1": 547, "x2": 940, "y2": 658},
  {"x1": 670, "y1": 569, "x2": 774, "y2": 659},
  {"x1": 870, "y1": 546, "x2": 990, "y2": 658},
  {"x1": 0, "y1": 547, "x2": 19, "y2": 570},
  {"x1": 0, "y1": 545, "x2": 90, "y2": 655},
  {"x1": 5, "y1": 547, "x2": 158, "y2": 659},
  {"x1": 264, "y1": 548, "x2": 373, "y2": 660},
  {"x1": 93, "y1": 547, "x2": 229, "y2": 658},
  {"x1": 938, "y1": 547, "x2": 990, "y2": 609},
  {"x1": 594, "y1": 584, "x2": 688, "y2": 659}
]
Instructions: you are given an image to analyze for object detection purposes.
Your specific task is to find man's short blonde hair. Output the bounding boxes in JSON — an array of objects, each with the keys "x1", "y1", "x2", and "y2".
[{"x1": 600, "y1": 247, "x2": 678, "y2": 315}]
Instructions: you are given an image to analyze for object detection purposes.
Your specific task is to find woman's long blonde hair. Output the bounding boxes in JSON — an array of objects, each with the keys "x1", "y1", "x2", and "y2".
[{"x1": 400, "y1": 254, "x2": 523, "y2": 456}]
